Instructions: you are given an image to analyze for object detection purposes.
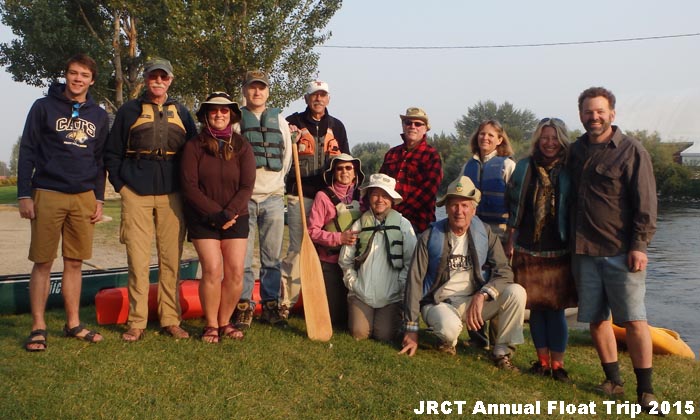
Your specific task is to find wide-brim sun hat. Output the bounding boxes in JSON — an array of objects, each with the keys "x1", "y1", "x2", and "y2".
[
  {"x1": 323, "y1": 153, "x2": 365, "y2": 186},
  {"x1": 400, "y1": 107, "x2": 431, "y2": 130},
  {"x1": 436, "y1": 176, "x2": 481, "y2": 207},
  {"x1": 196, "y1": 91, "x2": 242, "y2": 123},
  {"x1": 360, "y1": 173, "x2": 403, "y2": 205}
]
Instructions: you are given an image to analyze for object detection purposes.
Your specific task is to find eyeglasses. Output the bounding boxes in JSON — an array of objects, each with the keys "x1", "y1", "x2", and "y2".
[
  {"x1": 208, "y1": 107, "x2": 230, "y2": 115},
  {"x1": 403, "y1": 120, "x2": 425, "y2": 128},
  {"x1": 71, "y1": 102, "x2": 80, "y2": 119},
  {"x1": 147, "y1": 73, "x2": 172, "y2": 82},
  {"x1": 335, "y1": 164, "x2": 354, "y2": 172}
]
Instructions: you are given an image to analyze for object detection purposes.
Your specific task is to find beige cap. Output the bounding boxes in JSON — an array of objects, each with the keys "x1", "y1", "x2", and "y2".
[{"x1": 436, "y1": 176, "x2": 481, "y2": 207}]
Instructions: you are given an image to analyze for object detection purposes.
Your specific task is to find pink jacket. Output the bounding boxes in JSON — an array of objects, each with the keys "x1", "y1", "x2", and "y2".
[{"x1": 308, "y1": 183, "x2": 357, "y2": 264}]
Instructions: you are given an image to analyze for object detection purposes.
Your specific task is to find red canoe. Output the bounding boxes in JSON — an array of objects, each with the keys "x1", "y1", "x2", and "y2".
[{"x1": 95, "y1": 279, "x2": 303, "y2": 325}]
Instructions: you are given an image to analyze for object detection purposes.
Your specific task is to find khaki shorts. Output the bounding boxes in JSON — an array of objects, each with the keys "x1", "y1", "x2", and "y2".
[{"x1": 29, "y1": 189, "x2": 96, "y2": 263}]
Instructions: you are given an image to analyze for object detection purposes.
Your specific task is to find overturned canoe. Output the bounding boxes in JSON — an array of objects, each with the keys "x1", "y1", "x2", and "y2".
[
  {"x1": 612, "y1": 323, "x2": 696, "y2": 359},
  {"x1": 0, "y1": 259, "x2": 199, "y2": 315}
]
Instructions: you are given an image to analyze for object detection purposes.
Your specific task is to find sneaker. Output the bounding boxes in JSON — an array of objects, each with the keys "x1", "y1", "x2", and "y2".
[
  {"x1": 595, "y1": 379, "x2": 625, "y2": 397},
  {"x1": 278, "y1": 303, "x2": 290, "y2": 321},
  {"x1": 528, "y1": 361, "x2": 551, "y2": 377},
  {"x1": 638, "y1": 393, "x2": 665, "y2": 417},
  {"x1": 493, "y1": 354, "x2": 520, "y2": 372},
  {"x1": 551, "y1": 367, "x2": 572, "y2": 383},
  {"x1": 232, "y1": 300, "x2": 254, "y2": 330},
  {"x1": 260, "y1": 300, "x2": 287, "y2": 326},
  {"x1": 437, "y1": 342, "x2": 457, "y2": 355}
]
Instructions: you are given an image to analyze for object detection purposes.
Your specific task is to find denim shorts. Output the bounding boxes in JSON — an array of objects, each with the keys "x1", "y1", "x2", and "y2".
[{"x1": 572, "y1": 254, "x2": 647, "y2": 323}]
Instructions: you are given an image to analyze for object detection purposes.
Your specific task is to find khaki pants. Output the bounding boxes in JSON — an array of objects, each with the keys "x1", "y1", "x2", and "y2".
[
  {"x1": 421, "y1": 284, "x2": 526, "y2": 348},
  {"x1": 120, "y1": 186, "x2": 185, "y2": 329},
  {"x1": 348, "y1": 296, "x2": 401, "y2": 342}
]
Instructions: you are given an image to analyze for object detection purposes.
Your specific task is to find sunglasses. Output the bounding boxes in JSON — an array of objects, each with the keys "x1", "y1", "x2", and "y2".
[
  {"x1": 208, "y1": 107, "x2": 230, "y2": 115},
  {"x1": 335, "y1": 164, "x2": 355, "y2": 172},
  {"x1": 147, "y1": 73, "x2": 172, "y2": 82},
  {"x1": 403, "y1": 120, "x2": 426, "y2": 128},
  {"x1": 540, "y1": 117, "x2": 565, "y2": 126},
  {"x1": 71, "y1": 102, "x2": 80, "y2": 119}
]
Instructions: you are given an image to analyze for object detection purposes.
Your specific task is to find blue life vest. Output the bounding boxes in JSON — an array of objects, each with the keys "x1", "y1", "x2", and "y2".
[
  {"x1": 240, "y1": 108, "x2": 284, "y2": 171},
  {"x1": 423, "y1": 217, "x2": 490, "y2": 297},
  {"x1": 463, "y1": 157, "x2": 509, "y2": 224}
]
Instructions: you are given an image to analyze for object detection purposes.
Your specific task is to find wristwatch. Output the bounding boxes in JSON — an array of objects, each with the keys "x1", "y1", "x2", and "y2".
[{"x1": 480, "y1": 291, "x2": 490, "y2": 300}]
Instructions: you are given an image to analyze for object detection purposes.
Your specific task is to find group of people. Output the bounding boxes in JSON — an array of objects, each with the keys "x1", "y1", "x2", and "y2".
[{"x1": 17, "y1": 54, "x2": 661, "y2": 413}]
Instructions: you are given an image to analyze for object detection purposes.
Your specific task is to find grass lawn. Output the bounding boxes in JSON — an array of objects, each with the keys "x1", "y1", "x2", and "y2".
[
  {"x1": 1, "y1": 307, "x2": 698, "y2": 419},
  {"x1": 0, "y1": 185, "x2": 17, "y2": 204}
]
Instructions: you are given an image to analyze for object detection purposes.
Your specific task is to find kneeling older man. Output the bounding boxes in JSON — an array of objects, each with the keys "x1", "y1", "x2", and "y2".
[{"x1": 399, "y1": 176, "x2": 526, "y2": 370}]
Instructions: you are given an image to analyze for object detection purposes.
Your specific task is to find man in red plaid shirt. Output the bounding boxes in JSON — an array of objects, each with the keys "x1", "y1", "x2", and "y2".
[{"x1": 379, "y1": 107, "x2": 443, "y2": 234}]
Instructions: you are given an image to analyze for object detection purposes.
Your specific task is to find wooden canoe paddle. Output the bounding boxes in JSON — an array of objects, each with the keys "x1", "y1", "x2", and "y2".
[{"x1": 292, "y1": 142, "x2": 333, "y2": 341}]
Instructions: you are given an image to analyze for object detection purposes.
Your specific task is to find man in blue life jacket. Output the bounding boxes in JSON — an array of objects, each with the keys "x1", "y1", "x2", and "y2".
[
  {"x1": 399, "y1": 176, "x2": 526, "y2": 371},
  {"x1": 233, "y1": 70, "x2": 293, "y2": 329}
]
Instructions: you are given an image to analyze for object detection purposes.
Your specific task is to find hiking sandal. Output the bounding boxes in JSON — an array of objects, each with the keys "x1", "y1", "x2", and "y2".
[
  {"x1": 122, "y1": 328, "x2": 144, "y2": 342},
  {"x1": 64, "y1": 323, "x2": 102, "y2": 343},
  {"x1": 219, "y1": 323, "x2": 244, "y2": 340},
  {"x1": 24, "y1": 329, "x2": 47, "y2": 352},
  {"x1": 201, "y1": 326, "x2": 219, "y2": 344},
  {"x1": 161, "y1": 325, "x2": 190, "y2": 339}
]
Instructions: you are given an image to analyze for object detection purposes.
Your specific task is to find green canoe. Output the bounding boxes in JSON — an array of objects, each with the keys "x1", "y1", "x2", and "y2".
[{"x1": 0, "y1": 259, "x2": 199, "y2": 315}]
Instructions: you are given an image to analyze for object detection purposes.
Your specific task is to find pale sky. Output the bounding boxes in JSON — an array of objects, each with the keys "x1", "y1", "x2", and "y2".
[{"x1": 2, "y1": 0, "x2": 699, "y2": 163}]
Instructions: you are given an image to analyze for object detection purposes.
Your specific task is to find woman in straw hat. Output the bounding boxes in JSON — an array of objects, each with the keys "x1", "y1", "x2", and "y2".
[
  {"x1": 339, "y1": 174, "x2": 417, "y2": 341},
  {"x1": 181, "y1": 92, "x2": 256, "y2": 343}
]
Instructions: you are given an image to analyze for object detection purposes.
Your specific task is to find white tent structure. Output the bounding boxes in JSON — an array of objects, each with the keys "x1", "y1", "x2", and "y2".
[{"x1": 680, "y1": 142, "x2": 700, "y2": 166}]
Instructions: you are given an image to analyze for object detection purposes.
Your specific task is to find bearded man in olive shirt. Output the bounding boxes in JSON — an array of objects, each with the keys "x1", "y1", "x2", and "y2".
[{"x1": 569, "y1": 87, "x2": 659, "y2": 413}]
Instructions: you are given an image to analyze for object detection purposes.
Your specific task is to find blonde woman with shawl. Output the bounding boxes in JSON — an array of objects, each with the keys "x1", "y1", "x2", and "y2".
[{"x1": 505, "y1": 117, "x2": 577, "y2": 381}]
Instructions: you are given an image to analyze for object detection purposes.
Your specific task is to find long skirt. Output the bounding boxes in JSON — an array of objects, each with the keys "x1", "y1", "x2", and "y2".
[{"x1": 512, "y1": 250, "x2": 578, "y2": 310}]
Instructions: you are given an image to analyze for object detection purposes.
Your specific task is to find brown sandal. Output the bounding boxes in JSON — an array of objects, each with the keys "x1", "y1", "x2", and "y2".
[
  {"x1": 162, "y1": 325, "x2": 190, "y2": 339},
  {"x1": 122, "y1": 328, "x2": 144, "y2": 342},
  {"x1": 201, "y1": 326, "x2": 219, "y2": 343},
  {"x1": 219, "y1": 323, "x2": 244, "y2": 340}
]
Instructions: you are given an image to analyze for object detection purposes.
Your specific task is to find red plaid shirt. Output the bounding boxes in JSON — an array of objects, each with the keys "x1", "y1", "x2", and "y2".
[{"x1": 380, "y1": 138, "x2": 443, "y2": 234}]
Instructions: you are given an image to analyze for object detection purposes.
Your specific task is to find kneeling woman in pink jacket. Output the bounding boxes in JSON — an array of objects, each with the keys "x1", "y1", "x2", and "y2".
[{"x1": 307, "y1": 154, "x2": 365, "y2": 328}]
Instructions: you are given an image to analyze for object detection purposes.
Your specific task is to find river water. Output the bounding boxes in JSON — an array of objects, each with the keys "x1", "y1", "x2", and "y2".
[
  {"x1": 435, "y1": 201, "x2": 700, "y2": 357},
  {"x1": 646, "y1": 201, "x2": 700, "y2": 356}
]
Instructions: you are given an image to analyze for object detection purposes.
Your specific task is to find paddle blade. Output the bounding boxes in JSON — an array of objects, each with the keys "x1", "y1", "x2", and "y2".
[{"x1": 298, "y1": 234, "x2": 333, "y2": 341}]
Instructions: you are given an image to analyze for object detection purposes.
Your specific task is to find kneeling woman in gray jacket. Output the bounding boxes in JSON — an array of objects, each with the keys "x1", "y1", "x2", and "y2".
[{"x1": 339, "y1": 174, "x2": 417, "y2": 342}]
